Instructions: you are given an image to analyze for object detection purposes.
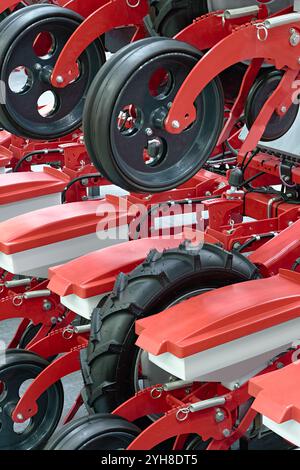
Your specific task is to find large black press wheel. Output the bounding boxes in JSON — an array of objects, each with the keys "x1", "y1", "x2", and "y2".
[
  {"x1": 0, "y1": 4, "x2": 105, "y2": 139},
  {"x1": 0, "y1": 350, "x2": 64, "y2": 449},
  {"x1": 83, "y1": 37, "x2": 224, "y2": 193},
  {"x1": 45, "y1": 414, "x2": 140, "y2": 450}
]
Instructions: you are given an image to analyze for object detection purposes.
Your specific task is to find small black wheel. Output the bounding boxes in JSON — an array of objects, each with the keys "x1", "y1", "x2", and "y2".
[
  {"x1": 0, "y1": 349, "x2": 64, "y2": 450},
  {"x1": 84, "y1": 38, "x2": 224, "y2": 193},
  {"x1": 145, "y1": 0, "x2": 209, "y2": 37},
  {"x1": 184, "y1": 435, "x2": 211, "y2": 450},
  {"x1": 0, "y1": 4, "x2": 105, "y2": 140},
  {"x1": 84, "y1": 36, "x2": 166, "y2": 184},
  {"x1": 245, "y1": 70, "x2": 299, "y2": 142},
  {"x1": 82, "y1": 242, "x2": 259, "y2": 413},
  {"x1": 45, "y1": 414, "x2": 140, "y2": 450},
  {"x1": 18, "y1": 323, "x2": 42, "y2": 349}
]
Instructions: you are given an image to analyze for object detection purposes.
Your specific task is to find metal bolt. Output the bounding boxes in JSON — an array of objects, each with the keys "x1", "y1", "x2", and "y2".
[
  {"x1": 281, "y1": 106, "x2": 287, "y2": 113},
  {"x1": 167, "y1": 102, "x2": 173, "y2": 109},
  {"x1": 233, "y1": 382, "x2": 240, "y2": 389},
  {"x1": 34, "y1": 63, "x2": 42, "y2": 71},
  {"x1": 145, "y1": 128, "x2": 153, "y2": 137},
  {"x1": 171, "y1": 120, "x2": 180, "y2": 129},
  {"x1": 26, "y1": 156, "x2": 32, "y2": 163},
  {"x1": 43, "y1": 299, "x2": 52, "y2": 311},
  {"x1": 276, "y1": 362, "x2": 284, "y2": 369},
  {"x1": 222, "y1": 428, "x2": 231, "y2": 437},
  {"x1": 16, "y1": 413, "x2": 24, "y2": 421},
  {"x1": 56, "y1": 75, "x2": 64, "y2": 84},
  {"x1": 81, "y1": 178, "x2": 89, "y2": 186},
  {"x1": 290, "y1": 32, "x2": 300, "y2": 46},
  {"x1": 215, "y1": 408, "x2": 225, "y2": 423},
  {"x1": 233, "y1": 242, "x2": 241, "y2": 250},
  {"x1": 290, "y1": 28, "x2": 296, "y2": 34},
  {"x1": 50, "y1": 317, "x2": 57, "y2": 325},
  {"x1": 205, "y1": 191, "x2": 212, "y2": 196}
]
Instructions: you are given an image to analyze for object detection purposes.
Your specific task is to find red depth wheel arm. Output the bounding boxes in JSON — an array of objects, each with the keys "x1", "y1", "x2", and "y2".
[
  {"x1": 165, "y1": 15, "x2": 300, "y2": 134},
  {"x1": 51, "y1": 0, "x2": 148, "y2": 87}
]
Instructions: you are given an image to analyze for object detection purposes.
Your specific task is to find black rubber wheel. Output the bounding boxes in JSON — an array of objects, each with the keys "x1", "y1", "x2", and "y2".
[
  {"x1": 18, "y1": 323, "x2": 42, "y2": 349},
  {"x1": 145, "y1": 0, "x2": 209, "y2": 37},
  {"x1": 0, "y1": 4, "x2": 105, "y2": 140},
  {"x1": 245, "y1": 70, "x2": 299, "y2": 142},
  {"x1": 184, "y1": 435, "x2": 211, "y2": 450},
  {"x1": 81, "y1": 242, "x2": 259, "y2": 413},
  {"x1": 84, "y1": 38, "x2": 224, "y2": 193},
  {"x1": 45, "y1": 414, "x2": 140, "y2": 450},
  {"x1": 0, "y1": 349, "x2": 64, "y2": 449},
  {"x1": 84, "y1": 36, "x2": 166, "y2": 184}
]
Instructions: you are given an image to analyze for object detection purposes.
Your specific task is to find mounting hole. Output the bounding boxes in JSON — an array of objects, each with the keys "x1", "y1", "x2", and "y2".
[
  {"x1": 8, "y1": 67, "x2": 33, "y2": 94},
  {"x1": 19, "y1": 379, "x2": 34, "y2": 398},
  {"x1": 117, "y1": 104, "x2": 144, "y2": 136},
  {"x1": 144, "y1": 136, "x2": 167, "y2": 167},
  {"x1": 33, "y1": 32, "x2": 57, "y2": 60},
  {"x1": 37, "y1": 91, "x2": 59, "y2": 117},
  {"x1": 13, "y1": 419, "x2": 32, "y2": 435},
  {"x1": 149, "y1": 68, "x2": 173, "y2": 100}
]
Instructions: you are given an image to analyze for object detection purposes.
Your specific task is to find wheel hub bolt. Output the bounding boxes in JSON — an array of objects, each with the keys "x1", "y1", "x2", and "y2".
[
  {"x1": 43, "y1": 299, "x2": 52, "y2": 311},
  {"x1": 145, "y1": 128, "x2": 153, "y2": 137},
  {"x1": 56, "y1": 75, "x2": 64, "y2": 84},
  {"x1": 39, "y1": 65, "x2": 54, "y2": 84},
  {"x1": 16, "y1": 413, "x2": 24, "y2": 421},
  {"x1": 281, "y1": 106, "x2": 287, "y2": 113},
  {"x1": 222, "y1": 428, "x2": 231, "y2": 437},
  {"x1": 215, "y1": 408, "x2": 225, "y2": 422},
  {"x1": 171, "y1": 120, "x2": 180, "y2": 129}
]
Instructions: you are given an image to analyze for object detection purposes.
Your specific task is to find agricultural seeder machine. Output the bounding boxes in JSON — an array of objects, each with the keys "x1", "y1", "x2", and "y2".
[{"x1": 1, "y1": 0, "x2": 300, "y2": 453}]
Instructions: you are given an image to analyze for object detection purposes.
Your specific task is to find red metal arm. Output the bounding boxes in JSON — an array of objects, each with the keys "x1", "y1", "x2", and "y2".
[
  {"x1": 12, "y1": 347, "x2": 85, "y2": 422},
  {"x1": 51, "y1": 0, "x2": 148, "y2": 87},
  {"x1": 165, "y1": 20, "x2": 300, "y2": 134}
]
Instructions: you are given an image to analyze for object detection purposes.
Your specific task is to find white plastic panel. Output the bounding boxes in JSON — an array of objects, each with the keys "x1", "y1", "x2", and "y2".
[
  {"x1": 0, "y1": 225, "x2": 129, "y2": 278},
  {"x1": 148, "y1": 316, "x2": 300, "y2": 383},
  {"x1": 60, "y1": 293, "x2": 104, "y2": 320},
  {"x1": 263, "y1": 416, "x2": 300, "y2": 448},
  {"x1": 0, "y1": 192, "x2": 62, "y2": 223}
]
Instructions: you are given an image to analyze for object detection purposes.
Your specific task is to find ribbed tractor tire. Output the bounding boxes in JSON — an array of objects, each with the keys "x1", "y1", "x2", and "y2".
[
  {"x1": 81, "y1": 242, "x2": 259, "y2": 414},
  {"x1": 45, "y1": 414, "x2": 140, "y2": 450}
]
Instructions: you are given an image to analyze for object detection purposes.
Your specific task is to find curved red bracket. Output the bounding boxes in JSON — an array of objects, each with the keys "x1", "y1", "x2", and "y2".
[
  {"x1": 51, "y1": 0, "x2": 148, "y2": 87},
  {"x1": 165, "y1": 21, "x2": 300, "y2": 134},
  {"x1": 0, "y1": 1, "x2": 19, "y2": 13},
  {"x1": 62, "y1": 0, "x2": 105, "y2": 16}
]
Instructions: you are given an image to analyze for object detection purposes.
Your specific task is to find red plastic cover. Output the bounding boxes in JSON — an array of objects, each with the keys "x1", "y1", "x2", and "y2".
[
  {"x1": 249, "y1": 361, "x2": 300, "y2": 424},
  {"x1": 48, "y1": 234, "x2": 196, "y2": 298},
  {"x1": 0, "y1": 167, "x2": 68, "y2": 205},
  {"x1": 0, "y1": 198, "x2": 128, "y2": 254},
  {"x1": 136, "y1": 270, "x2": 300, "y2": 357}
]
